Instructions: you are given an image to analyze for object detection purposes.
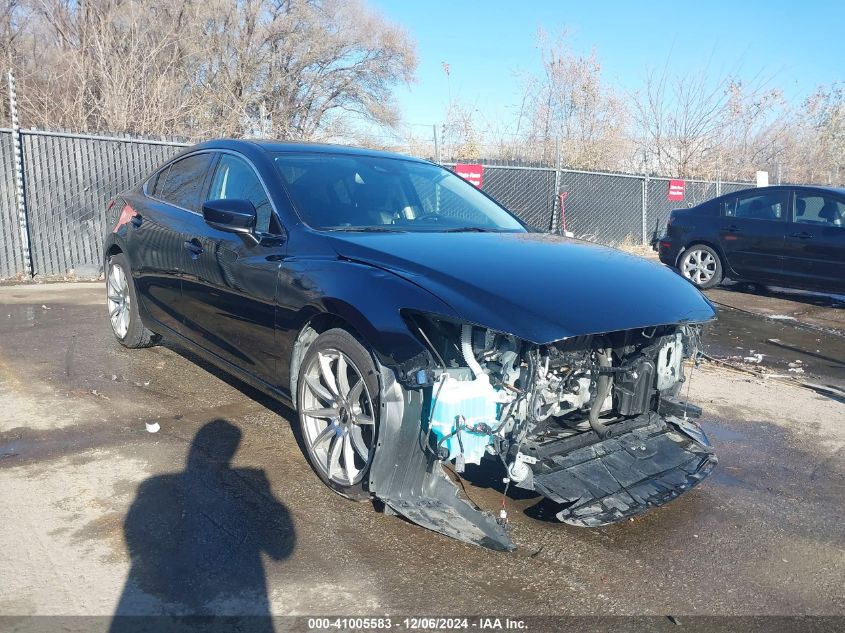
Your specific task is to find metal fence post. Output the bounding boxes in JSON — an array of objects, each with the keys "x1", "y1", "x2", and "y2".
[
  {"x1": 7, "y1": 71, "x2": 32, "y2": 277},
  {"x1": 641, "y1": 173, "x2": 649, "y2": 245},
  {"x1": 550, "y1": 140, "x2": 562, "y2": 233}
]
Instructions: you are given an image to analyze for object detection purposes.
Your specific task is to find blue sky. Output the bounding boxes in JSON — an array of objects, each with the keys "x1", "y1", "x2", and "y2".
[{"x1": 370, "y1": 0, "x2": 845, "y2": 132}]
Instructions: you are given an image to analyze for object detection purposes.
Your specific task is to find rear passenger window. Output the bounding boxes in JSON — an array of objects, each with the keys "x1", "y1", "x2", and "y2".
[
  {"x1": 724, "y1": 191, "x2": 786, "y2": 221},
  {"x1": 147, "y1": 165, "x2": 170, "y2": 197},
  {"x1": 157, "y1": 153, "x2": 214, "y2": 211},
  {"x1": 207, "y1": 154, "x2": 277, "y2": 233}
]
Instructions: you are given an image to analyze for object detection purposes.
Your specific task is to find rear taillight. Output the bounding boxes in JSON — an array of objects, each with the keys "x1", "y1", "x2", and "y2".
[{"x1": 112, "y1": 202, "x2": 136, "y2": 233}]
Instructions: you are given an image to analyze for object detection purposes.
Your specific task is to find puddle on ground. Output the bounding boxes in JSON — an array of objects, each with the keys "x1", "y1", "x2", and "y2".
[
  {"x1": 704, "y1": 306, "x2": 845, "y2": 389},
  {"x1": 699, "y1": 423, "x2": 748, "y2": 443}
]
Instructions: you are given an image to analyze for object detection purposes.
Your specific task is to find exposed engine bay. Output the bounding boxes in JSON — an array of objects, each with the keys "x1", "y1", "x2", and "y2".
[{"x1": 367, "y1": 315, "x2": 717, "y2": 549}]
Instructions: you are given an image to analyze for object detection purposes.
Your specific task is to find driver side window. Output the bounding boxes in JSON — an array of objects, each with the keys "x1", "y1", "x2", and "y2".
[{"x1": 207, "y1": 154, "x2": 277, "y2": 233}]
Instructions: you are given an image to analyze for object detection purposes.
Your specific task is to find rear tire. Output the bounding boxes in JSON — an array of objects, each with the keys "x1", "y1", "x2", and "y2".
[
  {"x1": 296, "y1": 328, "x2": 380, "y2": 501},
  {"x1": 678, "y1": 244, "x2": 723, "y2": 289},
  {"x1": 106, "y1": 253, "x2": 160, "y2": 349}
]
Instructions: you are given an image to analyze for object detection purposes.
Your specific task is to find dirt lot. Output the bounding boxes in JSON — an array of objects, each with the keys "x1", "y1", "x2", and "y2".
[{"x1": 0, "y1": 283, "x2": 843, "y2": 624}]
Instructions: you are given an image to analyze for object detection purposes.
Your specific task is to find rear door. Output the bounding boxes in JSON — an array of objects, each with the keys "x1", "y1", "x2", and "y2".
[
  {"x1": 719, "y1": 189, "x2": 788, "y2": 281},
  {"x1": 781, "y1": 190, "x2": 845, "y2": 292},
  {"x1": 180, "y1": 152, "x2": 286, "y2": 384},
  {"x1": 129, "y1": 152, "x2": 215, "y2": 335}
]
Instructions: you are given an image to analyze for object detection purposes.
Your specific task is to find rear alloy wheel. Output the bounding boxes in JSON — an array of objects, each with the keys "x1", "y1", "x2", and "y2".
[
  {"x1": 679, "y1": 245, "x2": 723, "y2": 289},
  {"x1": 106, "y1": 253, "x2": 160, "y2": 348},
  {"x1": 297, "y1": 329, "x2": 379, "y2": 500},
  {"x1": 107, "y1": 261, "x2": 131, "y2": 340}
]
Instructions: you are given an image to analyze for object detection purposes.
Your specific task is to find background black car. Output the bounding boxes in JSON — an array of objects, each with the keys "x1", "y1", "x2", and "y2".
[{"x1": 655, "y1": 185, "x2": 845, "y2": 292}]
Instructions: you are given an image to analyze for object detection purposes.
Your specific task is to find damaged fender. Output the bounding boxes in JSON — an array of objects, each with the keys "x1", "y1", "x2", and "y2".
[{"x1": 368, "y1": 362, "x2": 515, "y2": 551}]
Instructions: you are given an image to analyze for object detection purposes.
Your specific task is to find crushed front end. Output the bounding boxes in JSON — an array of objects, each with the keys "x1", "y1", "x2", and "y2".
[{"x1": 369, "y1": 315, "x2": 717, "y2": 550}]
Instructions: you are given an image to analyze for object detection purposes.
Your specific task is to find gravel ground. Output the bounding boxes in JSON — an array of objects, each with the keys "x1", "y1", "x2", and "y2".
[{"x1": 0, "y1": 283, "x2": 842, "y2": 625}]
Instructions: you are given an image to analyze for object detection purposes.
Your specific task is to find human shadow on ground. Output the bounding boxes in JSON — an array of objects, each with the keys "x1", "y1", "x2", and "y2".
[{"x1": 110, "y1": 419, "x2": 295, "y2": 633}]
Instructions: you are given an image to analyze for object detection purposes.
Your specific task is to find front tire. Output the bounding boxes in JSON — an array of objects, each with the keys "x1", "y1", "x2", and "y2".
[
  {"x1": 678, "y1": 244, "x2": 723, "y2": 289},
  {"x1": 297, "y1": 329, "x2": 380, "y2": 501},
  {"x1": 106, "y1": 253, "x2": 160, "y2": 349}
]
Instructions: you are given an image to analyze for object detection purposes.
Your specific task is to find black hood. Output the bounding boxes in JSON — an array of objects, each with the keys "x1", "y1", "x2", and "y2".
[{"x1": 326, "y1": 231, "x2": 716, "y2": 344}]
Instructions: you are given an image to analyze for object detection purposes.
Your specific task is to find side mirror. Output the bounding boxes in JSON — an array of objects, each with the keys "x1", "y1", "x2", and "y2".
[{"x1": 202, "y1": 199, "x2": 256, "y2": 234}]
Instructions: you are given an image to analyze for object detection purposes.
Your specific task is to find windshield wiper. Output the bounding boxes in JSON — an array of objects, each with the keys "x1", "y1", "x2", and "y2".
[
  {"x1": 329, "y1": 226, "x2": 404, "y2": 233},
  {"x1": 443, "y1": 226, "x2": 498, "y2": 233}
]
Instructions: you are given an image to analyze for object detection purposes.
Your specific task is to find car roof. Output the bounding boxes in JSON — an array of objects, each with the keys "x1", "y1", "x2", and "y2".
[
  {"x1": 692, "y1": 184, "x2": 845, "y2": 207},
  {"x1": 724, "y1": 184, "x2": 845, "y2": 195},
  {"x1": 190, "y1": 138, "x2": 431, "y2": 164}
]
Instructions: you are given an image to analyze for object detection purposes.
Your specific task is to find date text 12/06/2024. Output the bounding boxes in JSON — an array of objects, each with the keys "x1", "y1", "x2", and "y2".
[{"x1": 307, "y1": 617, "x2": 528, "y2": 630}]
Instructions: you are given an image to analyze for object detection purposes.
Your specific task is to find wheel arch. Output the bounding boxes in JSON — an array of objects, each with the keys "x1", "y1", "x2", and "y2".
[
  {"x1": 676, "y1": 239, "x2": 729, "y2": 272},
  {"x1": 103, "y1": 234, "x2": 127, "y2": 269},
  {"x1": 289, "y1": 311, "x2": 374, "y2": 409},
  {"x1": 288, "y1": 298, "x2": 442, "y2": 409},
  {"x1": 282, "y1": 259, "x2": 457, "y2": 406}
]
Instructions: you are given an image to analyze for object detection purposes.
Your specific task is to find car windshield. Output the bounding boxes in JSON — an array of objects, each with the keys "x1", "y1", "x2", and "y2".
[{"x1": 273, "y1": 152, "x2": 526, "y2": 232}]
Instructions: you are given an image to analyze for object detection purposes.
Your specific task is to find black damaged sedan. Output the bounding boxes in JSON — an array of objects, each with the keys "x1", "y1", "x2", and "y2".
[{"x1": 104, "y1": 140, "x2": 717, "y2": 550}]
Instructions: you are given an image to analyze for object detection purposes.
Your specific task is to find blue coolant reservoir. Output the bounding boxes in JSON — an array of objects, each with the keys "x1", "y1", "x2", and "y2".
[{"x1": 428, "y1": 374, "x2": 500, "y2": 465}]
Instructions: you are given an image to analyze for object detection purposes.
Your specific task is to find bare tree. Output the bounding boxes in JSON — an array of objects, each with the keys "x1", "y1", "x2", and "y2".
[
  {"x1": 631, "y1": 63, "x2": 730, "y2": 178},
  {"x1": 722, "y1": 80, "x2": 785, "y2": 174},
  {"x1": 4, "y1": 4, "x2": 843, "y2": 186},
  {"x1": 522, "y1": 30, "x2": 628, "y2": 168},
  {"x1": 796, "y1": 84, "x2": 844, "y2": 183},
  {"x1": 629, "y1": 58, "x2": 793, "y2": 180},
  {"x1": 439, "y1": 102, "x2": 483, "y2": 160},
  {"x1": 7, "y1": 0, "x2": 416, "y2": 140}
]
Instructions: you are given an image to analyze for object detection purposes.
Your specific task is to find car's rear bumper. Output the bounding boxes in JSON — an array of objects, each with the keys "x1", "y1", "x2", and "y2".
[{"x1": 657, "y1": 238, "x2": 682, "y2": 267}]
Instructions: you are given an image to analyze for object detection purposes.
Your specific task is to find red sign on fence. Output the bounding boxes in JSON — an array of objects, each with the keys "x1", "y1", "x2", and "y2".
[
  {"x1": 667, "y1": 179, "x2": 685, "y2": 201},
  {"x1": 455, "y1": 164, "x2": 484, "y2": 188}
]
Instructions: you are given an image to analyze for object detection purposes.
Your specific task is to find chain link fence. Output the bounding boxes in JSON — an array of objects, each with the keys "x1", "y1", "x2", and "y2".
[
  {"x1": 557, "y1": 170, "x2": 645, "y2": 243},
  {"x1": 444, "y1": 164, "x2": 558, "y2": 230},
  {"x1": 0, "y1": 129, "x2": 24, "y2": 278},
  {"x1": 0, "y1": 128, "x2": 757, "y2": 279},
  {"x1": 19, "y1": 131, "x2": 187, "y2": 277}
]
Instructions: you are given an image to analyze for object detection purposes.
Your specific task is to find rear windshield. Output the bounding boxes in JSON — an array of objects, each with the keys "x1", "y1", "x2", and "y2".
[{"x1": 273, "y1": 153, "x2": 525, "y2": 232}]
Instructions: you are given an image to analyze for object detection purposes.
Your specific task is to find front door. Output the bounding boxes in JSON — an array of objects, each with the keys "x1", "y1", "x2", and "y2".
[
  {"x1": 781, "y1": 190, "x2": 845, "y2": 292},
  {"x1": 718, "y1": 189, "x2": 788, "y2": 282},
  {"x1": 180, "y1": 153, "x2": 286, "y2": 384}
]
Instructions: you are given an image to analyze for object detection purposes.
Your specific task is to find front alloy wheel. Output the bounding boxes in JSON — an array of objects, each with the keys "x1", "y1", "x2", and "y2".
[
  {"x1": 679, "y1": 245, "x2": 723, "y2": 289},
  {"x1": 298, "y1": 329, "x2": 379, "y2": 499}
]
